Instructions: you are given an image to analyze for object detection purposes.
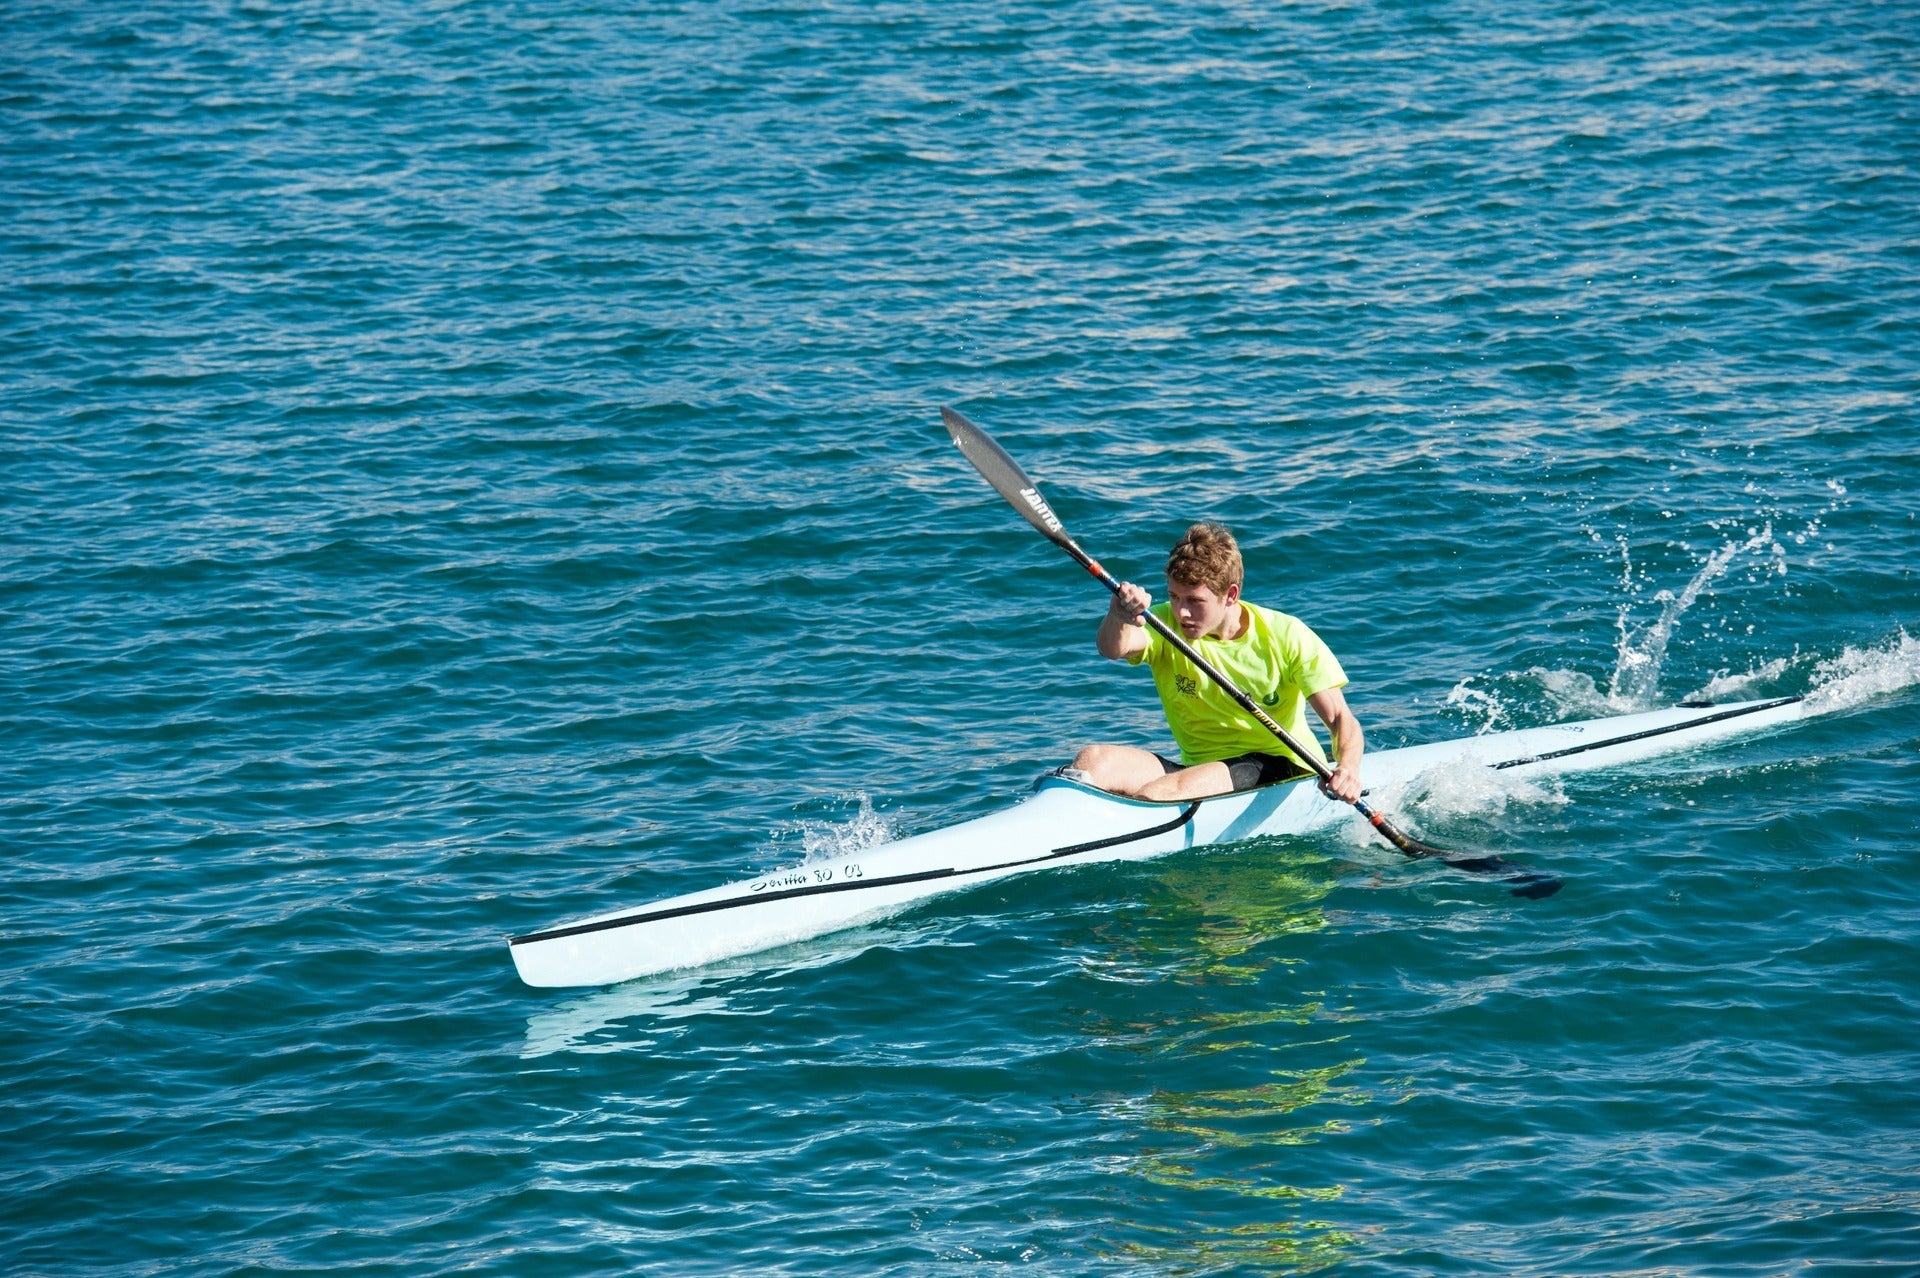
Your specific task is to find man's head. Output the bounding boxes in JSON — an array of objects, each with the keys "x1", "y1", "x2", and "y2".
[
  {"x1": 1166, "y1": 522, "x2": 1243, "y2": 595},
  {"x1": 1164, "y1": 522, "x2": 1243, "y2": 639}
]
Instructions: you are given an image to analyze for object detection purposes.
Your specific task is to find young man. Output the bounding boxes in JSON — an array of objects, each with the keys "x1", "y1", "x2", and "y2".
[{"x1": 1068, "y1": 522, "x2": 1365, "y2": 803}]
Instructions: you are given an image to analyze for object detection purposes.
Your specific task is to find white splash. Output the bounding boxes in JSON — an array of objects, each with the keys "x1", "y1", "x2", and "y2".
[
  {"x1": 786, "y1": 792, "x2": 899, "y2": 865},
  {"x1": 1607, "y1": 524, "x2": 1785, "y2": 710},
  {"x1": 1804, "y1": 630, "x2": 1920, "y2": 716},
  {"x1": 1409, "y1": 759, "x2": 1569, "y2": 820},
  {"x1": 1689, "y1": 655, "x2": 1797, "y2": 704},
  {"x1": 1531, "y1": 667, "x2": 1612, "y2": 718},
  {"x1": 1443, "y1": 680, "x2": 1512, "y2": 735},
  {"x1": 1445, "y1": 667, "x2": 1613, "y2": 735}
]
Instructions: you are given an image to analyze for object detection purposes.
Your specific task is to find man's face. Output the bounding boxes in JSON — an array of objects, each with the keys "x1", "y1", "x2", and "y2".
[{"x1": 1165, "y1": 576, "x2": 1240, "y2": 640}]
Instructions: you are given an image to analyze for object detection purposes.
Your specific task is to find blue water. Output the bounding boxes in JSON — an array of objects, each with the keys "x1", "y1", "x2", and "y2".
[{"x1": 5, "y1": 0, "x2": 1918, "y2": 1272}]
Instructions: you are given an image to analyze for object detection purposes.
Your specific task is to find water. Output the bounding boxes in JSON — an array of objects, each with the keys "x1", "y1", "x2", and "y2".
[{"x1": 4, "y1": 0, "x2": 1918, "y2": 1272}]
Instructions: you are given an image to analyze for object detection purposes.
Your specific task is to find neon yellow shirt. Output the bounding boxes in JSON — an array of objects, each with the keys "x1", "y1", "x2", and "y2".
[{"x1": 1128, "y1": 600, "x2": 1348, "y2": 767}]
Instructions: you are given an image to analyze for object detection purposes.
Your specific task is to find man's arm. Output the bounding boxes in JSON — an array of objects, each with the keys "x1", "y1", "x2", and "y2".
[
  {"x1": 1307, "y1": 685, "x2": 1365, "y2": 803},
  {"x1": 1096, "y1": 581, "x2": 1152, "y2": 660}
]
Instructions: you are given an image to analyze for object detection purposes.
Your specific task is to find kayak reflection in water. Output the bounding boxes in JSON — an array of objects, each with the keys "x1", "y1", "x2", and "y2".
[{"x1": 1066, "y1": 522, "x2": 1366, "y2": 804}]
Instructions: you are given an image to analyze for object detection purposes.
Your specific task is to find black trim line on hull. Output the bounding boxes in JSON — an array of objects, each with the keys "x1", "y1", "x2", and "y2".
[
  {"x1": 1490, "y1": 696, "x2": 1802, "y2": 770},
  {"x1": 1049, "y1": 801, "x2": 1203, "y2": 856},
  {"x1": 509, "y1": 801, "x2": 1203, "y2": 948}
]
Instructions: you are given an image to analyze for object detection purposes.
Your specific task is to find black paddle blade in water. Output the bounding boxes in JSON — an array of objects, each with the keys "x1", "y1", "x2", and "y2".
[
  {"x1": 1446, "y1": 853, "x2": 1563, "y2": 898},
  {"x1": 1508, "y1": 872, "x2": 1564, "y2": 900},
  {"x1": 1393, "y1": 832, "x2": 1563, "y2": 898}
]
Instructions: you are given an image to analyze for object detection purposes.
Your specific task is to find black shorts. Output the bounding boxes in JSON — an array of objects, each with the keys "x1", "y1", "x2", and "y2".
[{"x1": 1154, "y1": 751, "x2": 1313, "y2": 792}]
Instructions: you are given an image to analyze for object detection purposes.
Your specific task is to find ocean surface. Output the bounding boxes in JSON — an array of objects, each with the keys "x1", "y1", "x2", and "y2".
[{"x1": 4, "y1": 0, "x2": 1918, "y2": 1273}]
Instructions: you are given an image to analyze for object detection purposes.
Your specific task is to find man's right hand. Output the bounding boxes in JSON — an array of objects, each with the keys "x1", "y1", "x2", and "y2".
[
  {"x1": 1110, "y1": 581, "x2": 1151, "y2": 625},
  {"x1": 1096, "y1": 581, "x2": 1154, "y2": 659}
]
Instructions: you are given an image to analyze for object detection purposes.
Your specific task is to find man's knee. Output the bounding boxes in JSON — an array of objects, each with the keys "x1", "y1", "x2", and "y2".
[{"x1": 1070, "y1": 743, "x2": 1162, "y2": 795}]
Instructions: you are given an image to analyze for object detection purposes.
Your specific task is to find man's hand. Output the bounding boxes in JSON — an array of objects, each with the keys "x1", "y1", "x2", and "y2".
[
  {"x1": 1096, "y1": 581, "x2": 1153, "y2": 659},
  {"x1": 1109, "y1": 581, "x2": 1150, "y2": 624},
  {"x1": 1307, "y1": 686, "x2": 1366, "y2": 805},
  {"x1": 1319, "y1": 764, "x2": 1363, "y2": 805}
]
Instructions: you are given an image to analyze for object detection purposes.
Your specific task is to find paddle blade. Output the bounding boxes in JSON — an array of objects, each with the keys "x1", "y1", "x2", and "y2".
[
  {"x1": 940, "y1": 406, "x2": 1073, "y2": 548},
  {"x1": 1507, "y1": 872, "x2": 1563, "y2": 900},
  {"x1": 1436, "y1": 852, "x2": 1563, "y2": 898},
  {"x1": 1382, "y1": 820, "x2": 1564, "y2": 899}
]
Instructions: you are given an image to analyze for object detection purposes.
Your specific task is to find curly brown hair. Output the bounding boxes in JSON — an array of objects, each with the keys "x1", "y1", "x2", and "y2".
[{"x1": 1165, "y1": 522, "x2": 1243, "y2": 594}]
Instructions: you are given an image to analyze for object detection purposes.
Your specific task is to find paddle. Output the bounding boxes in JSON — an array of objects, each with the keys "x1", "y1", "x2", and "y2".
[{"x1": 939, "y1": 405, "x2": 1562, "y2": 900}]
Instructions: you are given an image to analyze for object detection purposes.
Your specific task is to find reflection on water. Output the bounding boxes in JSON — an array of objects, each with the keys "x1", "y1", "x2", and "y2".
[
  {"x1": 1085, "y1": 844, "x2": 1339, "y2": 987},
  {"x1": 518, "y1": 918, "x2": 942, "y2": 1057},
  {"x1": 516, "y1": 839, "x2": 1382, "y2": 1273},
  {"x1": 1112, "y1": 1058, "x2": 1372, "y2": 1274},
  {"x1": 519, "y1": 975, "x2": 711, "y2": 1059},
  {"x1": 1142, "y1": 1062, "x2": 1370, "y2": 1152},
  {"x1": 1082, "y1": 842, "x2": 1375, "y2": 1273},
  {"x1": 1119, "y1": 1217, "x2": 1360, "y2": 1275}
]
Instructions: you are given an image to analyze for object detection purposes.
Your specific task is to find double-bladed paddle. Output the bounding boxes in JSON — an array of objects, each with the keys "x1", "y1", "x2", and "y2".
[{"x1": 939, "y1": 405, "x2": 1561, "y2": 900}]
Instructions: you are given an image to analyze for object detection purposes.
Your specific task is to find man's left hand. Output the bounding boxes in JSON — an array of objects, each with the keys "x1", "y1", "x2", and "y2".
[{"x1": 1319, "y1": 765, "x2": 1362, "y2": 805}]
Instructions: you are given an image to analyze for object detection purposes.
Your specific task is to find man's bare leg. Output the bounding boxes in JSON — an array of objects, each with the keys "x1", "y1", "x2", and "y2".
[
  {"x1": 1070, "y1": 743, "x2": 1236, "y2": 801},
  {"x1": 1135, "y1": 760, "x2": 1235, "y2": 801}
]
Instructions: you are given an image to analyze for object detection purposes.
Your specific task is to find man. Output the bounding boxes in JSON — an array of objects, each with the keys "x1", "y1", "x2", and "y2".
[{"x1": 1067, "y1": 522, "x2": 1365, "y2": 803}]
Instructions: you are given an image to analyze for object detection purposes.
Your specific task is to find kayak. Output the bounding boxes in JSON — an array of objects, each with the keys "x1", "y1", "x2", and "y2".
[{"x1": 509, "y1": 695, "x2": 1805, "y2": 988}]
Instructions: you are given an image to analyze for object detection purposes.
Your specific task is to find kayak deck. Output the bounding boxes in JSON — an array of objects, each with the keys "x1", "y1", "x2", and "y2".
[{"x1": 509, "y1": 696, "x2": 1805, "y2": 988}]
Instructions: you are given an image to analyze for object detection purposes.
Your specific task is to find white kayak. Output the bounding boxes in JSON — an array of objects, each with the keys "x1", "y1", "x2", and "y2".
[{"x1": 509, "y1": 695, "x2": 1805, "y2": 988}]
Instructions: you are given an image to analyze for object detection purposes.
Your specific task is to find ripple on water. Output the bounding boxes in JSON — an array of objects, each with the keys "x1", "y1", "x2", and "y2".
[{"x1": 3, "y1": 0, "x2": 1919, "y2": 1273}]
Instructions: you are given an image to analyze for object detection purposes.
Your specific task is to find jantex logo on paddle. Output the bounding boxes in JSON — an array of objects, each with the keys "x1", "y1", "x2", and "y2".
[{"x1": 1018, "y1": 487, "x2": 1062, "y2": 535}]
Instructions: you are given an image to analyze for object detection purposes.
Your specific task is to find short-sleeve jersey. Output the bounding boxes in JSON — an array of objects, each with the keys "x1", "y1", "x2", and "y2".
[{"x1": 1128, "y1": 600, "x2": 1348, "y2": 768}]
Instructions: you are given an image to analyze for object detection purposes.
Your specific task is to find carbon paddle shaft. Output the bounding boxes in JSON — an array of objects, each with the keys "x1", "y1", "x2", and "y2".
[{"x1": 939, "y1": 405, "x2": 1561, "y2": 899}]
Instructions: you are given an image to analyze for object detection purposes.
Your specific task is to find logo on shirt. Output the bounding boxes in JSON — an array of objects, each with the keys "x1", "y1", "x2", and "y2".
[
  {"x1": 1261, "y1": 689, "x2": 1280, "y2": 705},
  {"x1": 1175, "y1": 674, "x2": 1199, "y2": 696}
]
